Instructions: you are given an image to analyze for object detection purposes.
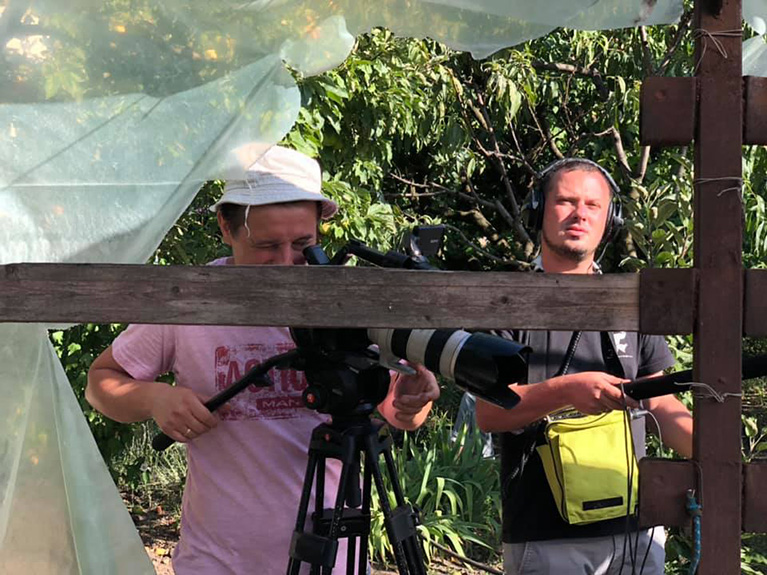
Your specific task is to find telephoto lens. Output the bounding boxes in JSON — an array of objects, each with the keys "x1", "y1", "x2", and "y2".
[{"x1": 367, "y1": 328, "x2": 527, "y2": 409}]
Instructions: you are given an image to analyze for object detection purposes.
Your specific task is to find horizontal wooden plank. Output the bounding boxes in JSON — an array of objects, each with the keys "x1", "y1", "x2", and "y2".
[
  {"x1": 0, "y1": 263, "x2": 642, "y2": 330},
  {"x1": 745, "y1": 76, "x2": 767, "y2": 146},
  {"x1": 639, "y1": 268, "x2": 696, "y2": 335},
  {"x1": 745, "y1": 269, "x2": 767, "y2": 336},
  {"x1": 743, "y1": 462, "x2": 767, "y2": 532},
  {"x1": 638, "y1": 458, "x2": 696, "y2": 529},
  {"x1": 640, "y1": 76, "x2": 697, "y2": 146}
]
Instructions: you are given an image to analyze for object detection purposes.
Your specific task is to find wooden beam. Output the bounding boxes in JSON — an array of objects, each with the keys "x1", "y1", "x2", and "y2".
[
  {"x1": 644, "y1": 459, "x2": 767, "y2": 533},
  {"x1": 0, "y1": 263, "x2": 646, "y2": 330},
  {"x1": 743, "y1": 462, "x2": 767, "y2": 532},
  {"x1": 744, "y1": 269, "x2": 767, "y2": 336},
  {"x1": 640, "y1": 76, "x2": 697, "y2": 146},
  {"x1": 639, "y1": 268, "x2": 696, "y2": 335},
  {"x1": 638, "y1": 459, "x2": 696, "y2": 529},
  {"x1": 692, "y1": 0, "x2": 744, "y2": 572},
  {"x1": 703, "y1": 0, "x2": 724, "y2": 15},
  {"x1": 744, "y1": 76, "x2": 767, "y2": 145}
]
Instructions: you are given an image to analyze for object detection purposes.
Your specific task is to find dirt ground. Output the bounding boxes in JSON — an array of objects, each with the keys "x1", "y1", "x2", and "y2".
[{"x1": 131, "y1": 501, "x2": 177, "y2": 575}]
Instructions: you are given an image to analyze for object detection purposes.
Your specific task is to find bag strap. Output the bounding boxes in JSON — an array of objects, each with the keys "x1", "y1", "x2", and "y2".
[
  {"x1": 524, "y1": 330, "x2": 543, "y2": 384},
  {"x1": 600, "y1": 331, "x2": 646, "y2": 457},
  {"x1": 600, "y1": 331, "x2": 625, "y2": 378},
  {"x1": 525, "y1": 329, "x2": 582, "y2": 384},
  {"x1": 557, "y1": 331, "x2": 582, "y2": 377}
]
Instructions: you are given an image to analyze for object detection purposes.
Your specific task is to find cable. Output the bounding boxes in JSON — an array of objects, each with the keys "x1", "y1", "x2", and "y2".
[
  {"x1": 644, "y1": 409, "x2": 664, "y2": 458},
  {"x1": 676, "y1": 381, "x2": 742, "y2": 403},
  {"x1": 638, "y1": 403, "x2": 663, "y2": 574},
  {"x1": 686, "y1": 491, "x2": 702, "y2": 574},
  {"x1": 692, "y1": 176, "x2": 743, "y2": 197},
  {"x1": 617, "y1": 384, "x2": 636, "y2": 575},
  {"x1": 618, "y1": 395, "x2": 662, "y2": 575}
]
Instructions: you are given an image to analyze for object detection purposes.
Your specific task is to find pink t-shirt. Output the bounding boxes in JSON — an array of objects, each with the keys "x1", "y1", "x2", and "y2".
[{"x1": 112, "y1": 261, "x2": 345, "y2": 574}]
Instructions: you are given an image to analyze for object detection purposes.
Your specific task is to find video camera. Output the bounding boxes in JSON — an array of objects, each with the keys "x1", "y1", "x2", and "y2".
[{"x1": 289, "y1": 225, "x2": 528, "y2": 415}]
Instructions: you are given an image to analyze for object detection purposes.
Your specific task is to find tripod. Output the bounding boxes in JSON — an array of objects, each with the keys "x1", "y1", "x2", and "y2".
[{"x1": 287, "y1": 407, "x2": 426, "y2": 575}]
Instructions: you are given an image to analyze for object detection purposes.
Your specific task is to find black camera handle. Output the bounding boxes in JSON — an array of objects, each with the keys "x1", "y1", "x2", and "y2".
[
  {"x1": 623, "y1": 353, "x2": 767, "y2": 400},
  {"x1": 151, "y1": 350, "x2": 299, "y2": 451},
  {"x1": 321, "y1": 239, "x2": 435, "y2": 270}
]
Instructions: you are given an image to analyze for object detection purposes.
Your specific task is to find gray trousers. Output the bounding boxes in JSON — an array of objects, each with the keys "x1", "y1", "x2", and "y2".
[{"x1": 503, "y1": 528, "x2": 666, "y2": 575}]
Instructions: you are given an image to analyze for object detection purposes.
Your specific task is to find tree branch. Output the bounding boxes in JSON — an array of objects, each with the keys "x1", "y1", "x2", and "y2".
[
  {"x1": 444, "y1": 224, "x2": 530, "y2": 269},
  {"x1": 636, "y1": 145, "x2": 651, "y2": 183},
  {"x1": 427, "y1": 539, "x2": 503, "y2": 575},
  {"x1": 529, "y1": 105, "x2": 564, "y2": 160},
  {"x1": 638, "y1": 27, "x2": 654, "y2": 76},
  {"x1": 389, "y1": 171, "x2": 517, "y2": 258},
  {"x1": 542, "y1": 114, "x2": 566, "y2": 159},
  {"x1": 658, "y1": 9, "x2": 694, "y2": 76},
  {"x1": 532, "y1": 60, "x2": 609, "y2": 101},
  {"x1": 0, "y1": 0, "x2": 31, "y2": 47},
  {"x1": 596, "y1": 126, "x2": 633, "y2": 179},
  {"x1": 465, "y1": 89, "x2": 533, "y2": 246},
  {"x1": 462, "y1": 173, "x2": 503, "y2": 214},
  {"x1": 507, "y1": 121, "x2": 539, "y2": 177}
]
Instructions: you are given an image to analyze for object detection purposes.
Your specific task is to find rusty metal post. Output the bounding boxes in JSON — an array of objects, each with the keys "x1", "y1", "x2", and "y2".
[{"x1": 693, "y1": 0, "x2": 743, "y2": 573}]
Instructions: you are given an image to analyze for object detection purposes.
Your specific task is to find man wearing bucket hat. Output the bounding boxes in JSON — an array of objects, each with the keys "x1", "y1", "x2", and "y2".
[{"x1": 86, "y1": 145, "x2": 439, "y2": 574}]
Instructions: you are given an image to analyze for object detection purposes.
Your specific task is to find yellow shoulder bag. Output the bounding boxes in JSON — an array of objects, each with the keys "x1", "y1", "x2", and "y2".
[{"x1": 536, "y1": 410, "x2": 639, "y2": 525}]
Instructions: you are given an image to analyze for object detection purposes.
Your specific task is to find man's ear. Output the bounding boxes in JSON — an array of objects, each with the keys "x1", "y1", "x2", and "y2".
[{"x1": 217, "y1": 210, "x2": 233, "y2": 246}]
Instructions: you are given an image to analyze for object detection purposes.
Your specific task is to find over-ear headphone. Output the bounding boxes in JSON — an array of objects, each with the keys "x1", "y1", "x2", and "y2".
[{"x1": 523, "y1": 158, "x2": 625, "y2": 244}]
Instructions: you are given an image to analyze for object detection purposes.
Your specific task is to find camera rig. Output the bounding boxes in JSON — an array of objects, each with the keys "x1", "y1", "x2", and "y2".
[{"x1": 151, "y1": 228, "x2": 529, "y2": 574}]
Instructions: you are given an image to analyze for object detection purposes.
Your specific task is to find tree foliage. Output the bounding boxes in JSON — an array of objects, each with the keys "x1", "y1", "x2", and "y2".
[{"x1": 288, "y1": 20, "x2": 708, "y2": 274}]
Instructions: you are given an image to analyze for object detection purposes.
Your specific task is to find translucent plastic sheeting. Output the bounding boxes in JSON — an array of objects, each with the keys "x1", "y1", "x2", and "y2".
[
  {"x1": 744, "y1": 35, "x2": 767, "y2": 76},
  {"x1": 744, "y1": 0, "x2": 767, "y2": 77},
  {"x1": 0, "y1": 1, "x2": 684, "y2": 190},
  {"x1": 1, "y1": 55, "x2": 300, "y2": 264},
  {"x1": 746, "y1": 0, "x2": 767, "y2": 35},
  {"x1": 0, "y1": 324, "x2": 155, "y2": 574},
  {"x1": 0, "y1": 1, "x2": 685, "y2": 259},
  {"x1": 0, "y1": 1, "x2": 686, "y2": 573}
]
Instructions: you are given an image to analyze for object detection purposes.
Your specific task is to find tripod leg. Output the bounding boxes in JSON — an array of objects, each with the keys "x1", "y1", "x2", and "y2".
[
  {"x1": 313, "y1": 455, "x2": 325, "y2": 575},
  {"x1": 364, "y1": 434, "x2": 426, "y2": 575},
  {"x1": 357, "y1": 461, "x2": 372, "y2": 575},
  {"x1": 289, "y1": 450, "x2": 347, "y2": 575},
  {"x1": 346, "y1": 535, "x2": 357, "y2": 575},
  {"x1": 288, "y1": 451, "x2": 320, "y2": 575},
  {"x1": 321, "y1": 434, "x2": 359, "y2": 575},
  {"x1": 381, "y1": 448, "x2": 426, "y2": 575}
]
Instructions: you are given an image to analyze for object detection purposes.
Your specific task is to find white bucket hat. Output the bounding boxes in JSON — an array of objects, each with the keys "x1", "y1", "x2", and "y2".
[{"x1": 209, "y1": 145, "x2": 338, "y2": 220}]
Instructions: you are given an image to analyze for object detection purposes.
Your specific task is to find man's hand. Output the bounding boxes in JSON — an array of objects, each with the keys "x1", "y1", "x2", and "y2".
[
  {"x1": 392, "y1": 363, "x2": 440, "y2": 420},
  {"x1": 379, "y1": 363, "x2": 440, "y2": 430},
  {"x1": 561, "y1": 371, "x2": 639, "y2": 415},
  {"x1": 150, "y1": 384, "x2": 221, "y2": 443}
]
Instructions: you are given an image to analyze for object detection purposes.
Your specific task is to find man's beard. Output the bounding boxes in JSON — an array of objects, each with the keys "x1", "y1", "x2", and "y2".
[{"x1": 542, "y1": 228, "x2": 594, "y2": 262}]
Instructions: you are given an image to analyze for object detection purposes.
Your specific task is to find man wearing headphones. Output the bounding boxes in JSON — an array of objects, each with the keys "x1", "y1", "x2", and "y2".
[{"x1": 476, "y1": 159, "x2": 693, "y2": 574}]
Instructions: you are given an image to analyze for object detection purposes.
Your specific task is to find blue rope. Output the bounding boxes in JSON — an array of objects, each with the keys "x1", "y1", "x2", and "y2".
[{"x1": 686, "y1": 490, "x2": 702, "y2": 575}]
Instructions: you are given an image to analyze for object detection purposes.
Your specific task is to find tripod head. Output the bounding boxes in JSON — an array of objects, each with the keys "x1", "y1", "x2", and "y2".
[{"x1": 287, "y1": 329, "x2": 391, "y2": 416}]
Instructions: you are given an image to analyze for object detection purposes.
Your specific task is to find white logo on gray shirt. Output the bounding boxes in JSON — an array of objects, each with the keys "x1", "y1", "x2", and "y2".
[{"x1": 613, "y1": 332, "x2": 631, "y2": 357}]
